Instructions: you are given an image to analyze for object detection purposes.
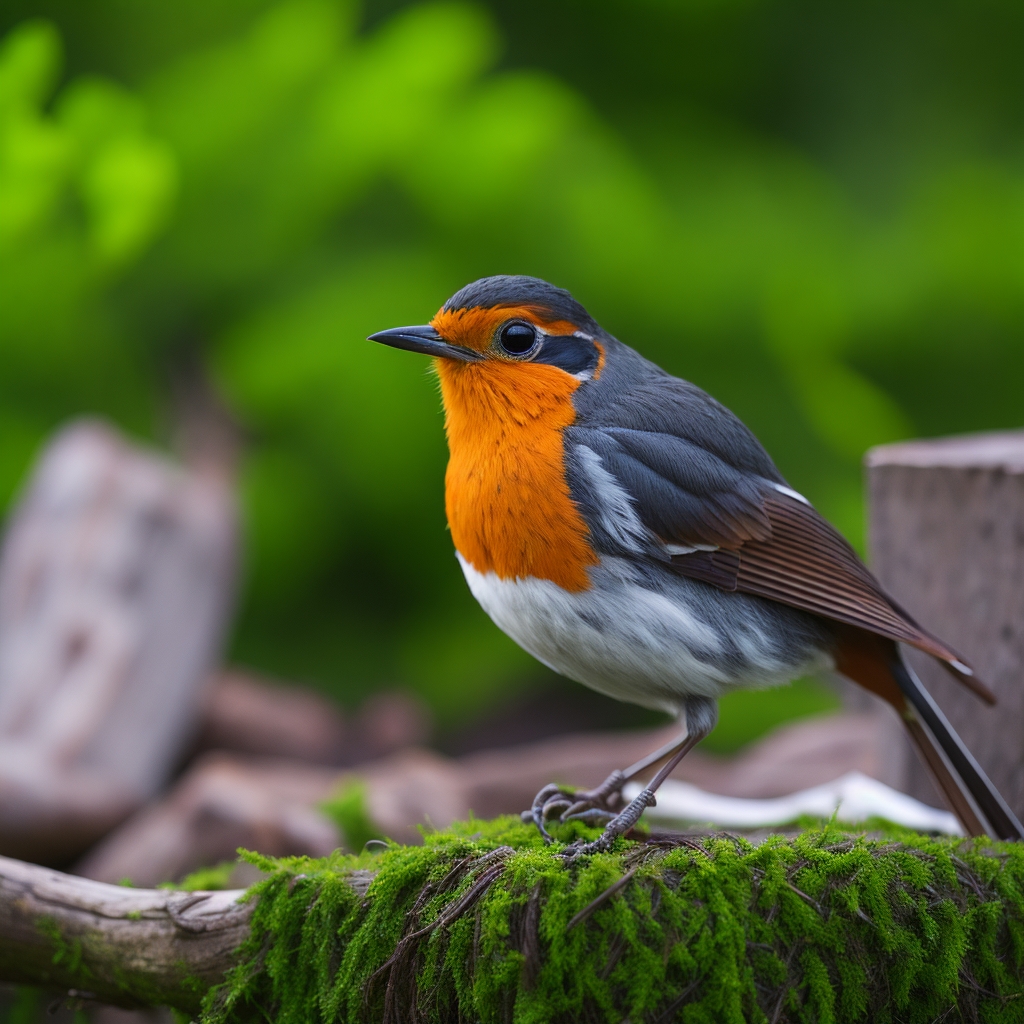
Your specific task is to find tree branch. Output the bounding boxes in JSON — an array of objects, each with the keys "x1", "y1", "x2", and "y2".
[{"x1": 0, "y1": 854, "x2": 253, "y2": 1014}]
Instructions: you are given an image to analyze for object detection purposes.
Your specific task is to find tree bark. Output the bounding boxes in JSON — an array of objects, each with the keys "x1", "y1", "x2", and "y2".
[
  {"x1": 866, "y1": 430, "x2": 1024, "y2": 818},
  {"x1": 0, "y1": 853, "x2": 251, "y2": 1014}
]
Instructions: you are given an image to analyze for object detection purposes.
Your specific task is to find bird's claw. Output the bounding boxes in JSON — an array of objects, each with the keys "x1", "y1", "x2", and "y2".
[
  {"x1": 561, "y1": 798, "x2": 597, "y2": 819},
  {"x1": 541, "y1": 797, "x2": 573, "y2": 819},
  {"x1": 562, "y1": 807, "x2": 616, "y2": 825},
  {"x1": 558, "y1": 787, "x2": 658, "y2": 859},
  {"x1": 524, "y1": 783, "x2": 566, "y2": 843},
  {"x1": 522, "y1": 772, "x2": 630, "y2": 844}
]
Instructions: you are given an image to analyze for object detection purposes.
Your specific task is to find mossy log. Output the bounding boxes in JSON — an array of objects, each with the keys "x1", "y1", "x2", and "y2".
[{"x1": 4, "y1": 818, "x2": 1024, "y2": 1022}]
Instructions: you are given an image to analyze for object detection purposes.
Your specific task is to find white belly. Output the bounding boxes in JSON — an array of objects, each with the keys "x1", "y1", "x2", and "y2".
[{"x1": 457, "y1": 553, "x2": 833, "y2": 716}]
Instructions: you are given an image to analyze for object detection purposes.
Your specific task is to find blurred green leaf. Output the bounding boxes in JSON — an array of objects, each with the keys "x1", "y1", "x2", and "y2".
[{"x1": 0, "y1": 19, "x2": 60, "y2": 113}]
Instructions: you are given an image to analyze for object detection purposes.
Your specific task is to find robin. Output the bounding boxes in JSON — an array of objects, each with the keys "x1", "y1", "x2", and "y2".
[{"x1": 370, "y1": 275, "x2": 1022, "y2": 852}]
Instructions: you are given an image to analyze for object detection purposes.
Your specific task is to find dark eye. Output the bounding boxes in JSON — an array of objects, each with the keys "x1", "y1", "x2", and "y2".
[{"x1": 496, "y1": 320, "x2": 538, "y2": 357}]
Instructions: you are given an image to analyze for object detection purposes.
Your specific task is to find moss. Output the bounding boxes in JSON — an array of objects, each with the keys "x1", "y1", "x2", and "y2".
[
  {"x1": 36, "y1": 916, "x2": 90, "y2": 981},
  {"x1": 163, "y1": 861, "x2": 238, "y2": 892},
  {"x1": 201, "y1": 817, "x2": 1024, "y2": 1024},
  {"x1": 319, "y1": 780, "x2": 383, "y2": 852}
]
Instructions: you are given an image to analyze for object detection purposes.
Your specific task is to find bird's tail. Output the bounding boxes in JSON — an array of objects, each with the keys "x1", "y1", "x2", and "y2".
[
  {"x1": 834, "y1": 632, "x2": 1022, "y2": 840},
  {"x1": 889, "y1": 652, "x2": 1023, "y2": 841}
]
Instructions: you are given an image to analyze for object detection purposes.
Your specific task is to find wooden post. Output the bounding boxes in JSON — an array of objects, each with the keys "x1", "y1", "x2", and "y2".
[
  {"x1": 866, "y1": 431, "x2": 1024, "y2": 819},
  {"x1": 0, "y1": 421, "x2": 238, "y2": 862}
]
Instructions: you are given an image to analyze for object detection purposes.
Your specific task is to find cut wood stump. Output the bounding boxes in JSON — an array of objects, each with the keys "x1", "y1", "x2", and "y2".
[
  {"x1": 0, "y1": 421, "x2": 238, "y2": 863},
  {"x1": 867, "y1": 430, "x2": 1024, "y2": 820}
]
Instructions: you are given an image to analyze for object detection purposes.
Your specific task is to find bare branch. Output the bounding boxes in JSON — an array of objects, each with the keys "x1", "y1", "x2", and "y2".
[{"x1": 0, "y1": 854, "x2": 252, "y2": 1014}]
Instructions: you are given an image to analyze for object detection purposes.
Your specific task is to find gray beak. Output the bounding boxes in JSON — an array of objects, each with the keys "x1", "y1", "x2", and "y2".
[{"x1": 367, "y1": 324, "x2": 483, "y2": 362}]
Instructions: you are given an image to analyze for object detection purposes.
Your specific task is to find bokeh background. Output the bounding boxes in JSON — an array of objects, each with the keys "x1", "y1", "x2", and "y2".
[{"x1": 1, "y1": 0, "x2": 1022, "y2": 751}]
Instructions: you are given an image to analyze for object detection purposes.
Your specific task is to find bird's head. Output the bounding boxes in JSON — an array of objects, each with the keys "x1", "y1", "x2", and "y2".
[
  {"x1": 368, "y1": 275, "x2": 607, "y2": 386},
  {"x1": 369, "y1": 275, "x2": 610, "y2": 590}
]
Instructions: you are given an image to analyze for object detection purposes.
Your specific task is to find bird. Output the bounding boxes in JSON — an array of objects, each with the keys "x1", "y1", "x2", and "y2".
[{"x1": 369, "y1": 274, "x2": 1023, "y2": 853}]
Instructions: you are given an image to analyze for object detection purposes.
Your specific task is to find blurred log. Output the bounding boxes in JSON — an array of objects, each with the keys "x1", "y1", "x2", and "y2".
[
  {"x1": 0, "y1": 853, "x2": 252, "y2": 1014},
  {"x1": 79, "y1": 712, "x2": 886, "y2": 885},
  {"x1": 76, "y1": 753, "x2": 342, "y2": 887},
  {"x1": 348, "y1": 689, "x2": 431, "y2": 763},
  {"x1": 77, "y1": 749, "x2": 465, "y2": 886},
  {"x1": 867, "y1": 430, "x2": 1024, "y2": 818},
  {"x1": 196, "y1": 669, "x2": 349, "y2": 764},
  {"x1": 0, "y1": 421, "x2": 237, "y2": 862},
  {"x1": 460, "y1": 712, "x2": 894, "y2": 818},
  {"x1": 193, "y1": 670, "x2": 430, "y2": 766}
]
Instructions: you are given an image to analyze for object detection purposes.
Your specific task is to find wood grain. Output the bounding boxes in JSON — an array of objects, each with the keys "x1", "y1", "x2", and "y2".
[
  {"x1": 866, "y1": 430, "x2": 1024, "y2": 818},
  {"x1": 0, "y1": 854, "x2": 251, "y2": 1012}
]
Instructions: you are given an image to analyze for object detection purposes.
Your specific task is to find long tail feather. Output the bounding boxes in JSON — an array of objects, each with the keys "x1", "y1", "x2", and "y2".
[
  {"x1": 899, "y1": 708, "x2": 987, "y2": 837},
  {"x1": 890, "y1": 652, "x2": 1024, "y2": 841}
]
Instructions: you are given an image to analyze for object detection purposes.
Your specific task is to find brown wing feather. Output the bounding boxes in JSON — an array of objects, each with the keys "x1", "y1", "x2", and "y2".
[{"x1": 671, "y1": 491, "x2": 995, "y2": 704}]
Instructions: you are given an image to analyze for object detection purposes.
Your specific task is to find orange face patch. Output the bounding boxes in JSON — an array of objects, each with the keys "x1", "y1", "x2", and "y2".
[
  {"x1": 436, "y1": 357, "x2": 598, "y2": 592},
  {"x1": 431, "y1": 305, "x2": 581, "y2": 353}
]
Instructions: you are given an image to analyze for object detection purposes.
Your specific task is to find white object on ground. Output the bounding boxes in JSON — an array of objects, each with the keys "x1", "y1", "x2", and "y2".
[{"x1": 623, "y1": 771, "x2": 962, "y2": 835}]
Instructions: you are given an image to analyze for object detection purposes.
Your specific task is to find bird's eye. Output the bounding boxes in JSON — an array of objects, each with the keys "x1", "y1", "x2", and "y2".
[{"x1": 496, "y1": 320, "x2": 538, "y2": 357}]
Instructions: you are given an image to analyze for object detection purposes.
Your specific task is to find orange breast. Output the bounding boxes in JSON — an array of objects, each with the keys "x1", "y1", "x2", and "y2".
[{"x1": 436, "y1": 359, "x2": 598, "y2": 592}]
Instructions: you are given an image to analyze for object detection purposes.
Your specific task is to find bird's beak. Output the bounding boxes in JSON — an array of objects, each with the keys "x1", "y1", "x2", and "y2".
[{"x1": 367, "y1": 324, "x2": 484, "y2": 362}]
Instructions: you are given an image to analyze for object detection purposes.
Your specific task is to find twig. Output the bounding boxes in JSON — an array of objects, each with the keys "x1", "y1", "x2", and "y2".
[{"x1": 566, "y1": 867, "x2": 639, "y2": 932}]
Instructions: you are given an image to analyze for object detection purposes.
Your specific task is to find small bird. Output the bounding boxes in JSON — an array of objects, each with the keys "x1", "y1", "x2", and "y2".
[{"x1": 370, "y1": 275, "x2": 1022, "y2": 852}]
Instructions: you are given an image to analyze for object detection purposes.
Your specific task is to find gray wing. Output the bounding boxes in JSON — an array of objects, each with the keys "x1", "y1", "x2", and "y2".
[
  {"x1": 571, "y1": 355, "x2": 786, "y2": 483},
  {"x1": 567, "y1": 354, "x2": 784, "y2": 548},
  {"x1": 567, "y1": 426, "x2": 774, "y2": 549},
  {"x1": 565, "y1": 361, "x2": 989, "y2": 697}
]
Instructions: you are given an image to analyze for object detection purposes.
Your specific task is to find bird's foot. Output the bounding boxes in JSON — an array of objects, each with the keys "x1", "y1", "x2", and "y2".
[
  {"x1": 521, "y1": 771, "x2": 627, "y2": 843},
  {"x1": 560, "y1": 788, "x2": 658, "y2": 859}
]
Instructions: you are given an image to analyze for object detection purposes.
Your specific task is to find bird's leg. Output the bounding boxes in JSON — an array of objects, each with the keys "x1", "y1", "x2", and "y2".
[
  {"x1": 521, "y1": 732, "x2": 688, "y2": 841},
  {"x1": 522, "y1": 697, "x2": 719, "y2": 845},
  {"x1": 563, "y1": 696, "x2": 718, "y2": 857},
  {"x1": 559, "y1": 732, "x2": 692, "y2": 819}
]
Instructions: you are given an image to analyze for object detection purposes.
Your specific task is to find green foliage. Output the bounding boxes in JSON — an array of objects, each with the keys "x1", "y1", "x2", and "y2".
[
  {"x1": 35, "y1": 916, "x2": 89, "y2": 980},
  {"x1": 702, "y1": 676, "x2": 841, "y2": 755},
  {"x1": 203, "y1": 817, "x2": 1024, "y2": 1023},
  {"x1": 320, "y1": 779, "x2": 384, "y2": 852},
  {"x1": 0, "y1": 1, "x2": 1022, "y2": 732},
  {"x1": 0, "y1": 988, "x2": 41, "y2": 1024}
]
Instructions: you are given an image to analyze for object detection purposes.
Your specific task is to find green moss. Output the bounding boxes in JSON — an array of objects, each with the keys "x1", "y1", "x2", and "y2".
[
  {"x1": 163, "y1": 861, "x2": 238, "y2": 891},
  {"x1": 36, "y1": 916, "x2": 90, "y2": 981},
  {"x1": 319, "y1": 780, "x2": 383, "y2": 852},
  {"x1": 201, "y1": 817, "x2": 1024, "y2": 1024}
]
